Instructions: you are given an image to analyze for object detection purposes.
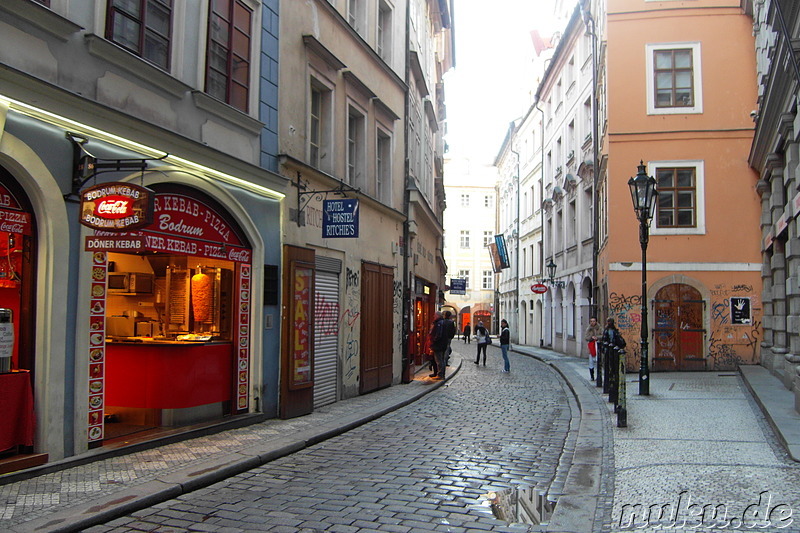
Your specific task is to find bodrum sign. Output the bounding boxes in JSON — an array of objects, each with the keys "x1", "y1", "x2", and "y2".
[{"x1": 79, "y1": 182, "x2": 155, "y2": 232}]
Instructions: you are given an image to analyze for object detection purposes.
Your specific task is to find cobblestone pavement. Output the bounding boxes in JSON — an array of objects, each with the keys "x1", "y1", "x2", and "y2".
[
  {"x1": 82, "y1": 343, "x2": 575, "y2": 533},
  {"x1": 607, "y1": 372, "x2": 800, "y2": 533}
]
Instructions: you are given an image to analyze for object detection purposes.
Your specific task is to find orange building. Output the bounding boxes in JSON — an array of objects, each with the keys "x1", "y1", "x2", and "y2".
[{"x1": 598, "y1": 0, "x2": 761, "y2": 372}]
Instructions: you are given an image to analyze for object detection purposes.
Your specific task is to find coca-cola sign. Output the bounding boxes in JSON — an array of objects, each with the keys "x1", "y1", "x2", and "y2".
[{"x1": 79, "y1": 182, "x2": 154, "y2": 232}]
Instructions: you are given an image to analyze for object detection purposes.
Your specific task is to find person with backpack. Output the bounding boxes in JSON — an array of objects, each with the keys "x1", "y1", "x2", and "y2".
[
  {"x1": 442, "y1": 310, "x2": 457, "y2": 367},
  {"x1": 428, "y1": 311, "x2": 449, "y2": 380},
  {"x1": 474, "y1": 321, "x2": 489, "y2": 365}
]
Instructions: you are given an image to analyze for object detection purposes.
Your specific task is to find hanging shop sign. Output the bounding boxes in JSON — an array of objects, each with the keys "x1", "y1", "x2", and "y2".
[
  {"x1": 494, "y1": 234, "x2": 510, "y2": 269},
  {"x1": 488, "y1": 243, "x2": 502, "y2": 273},
  {"x1": 84, "y1": 192, "x2": 251, "y2": 263},
  {"x1": 531, "y1": 283, "x2": 548, "y2": 294},
  {"x1": 79, "y1": 182, "x2": 154, "y2": 232},
  {"x1": 449, "y1": 278, "x2": 467, "y2": 295},
  {"x1": 322, "y1": 199, "x2": 359, "y2": 238}
]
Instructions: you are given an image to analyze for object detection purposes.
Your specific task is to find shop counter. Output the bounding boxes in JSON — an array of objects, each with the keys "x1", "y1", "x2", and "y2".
[
  {"x1": 0, "y1": 370, "x2": 35, "y2": 451},
  {"x1": 105, "y1": 341, "x2": 233, "y2": 409}
]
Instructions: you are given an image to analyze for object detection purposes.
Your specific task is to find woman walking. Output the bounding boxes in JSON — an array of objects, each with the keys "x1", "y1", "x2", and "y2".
[
  {"x1": 499, "y1": 319, "x2": 511, "y2": 372},
  {"x1": 474, "y1": 321, "x2": 489, "y2": 365}
]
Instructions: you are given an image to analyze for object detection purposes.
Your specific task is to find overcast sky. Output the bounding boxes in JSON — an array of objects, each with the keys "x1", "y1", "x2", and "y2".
[{"x1": 444, "y1": 0, "x2": 562, "y2": 165}]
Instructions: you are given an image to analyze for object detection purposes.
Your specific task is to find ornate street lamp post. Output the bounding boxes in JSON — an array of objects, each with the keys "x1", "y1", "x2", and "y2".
[
  {"x1": 628, "y1": 161, "x2": 657, "y2": 396},
  {"x1": 546, "y1": 259, "x2": 556, "y2": 348}
]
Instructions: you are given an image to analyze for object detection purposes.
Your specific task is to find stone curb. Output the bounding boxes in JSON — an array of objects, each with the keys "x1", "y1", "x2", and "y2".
[{"x1": 512, "y1": 347, "x2": 605, "y2": 533}]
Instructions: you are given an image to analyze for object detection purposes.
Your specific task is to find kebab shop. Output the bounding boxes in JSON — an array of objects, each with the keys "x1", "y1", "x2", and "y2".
[{"x1": 82, "y1": 183, "x2": 253, "y2": 445}]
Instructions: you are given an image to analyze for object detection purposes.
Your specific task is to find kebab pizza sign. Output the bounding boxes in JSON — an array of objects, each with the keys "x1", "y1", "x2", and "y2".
[{"x1": 79, "y1": 182, "x2": 154, "y2": 231}]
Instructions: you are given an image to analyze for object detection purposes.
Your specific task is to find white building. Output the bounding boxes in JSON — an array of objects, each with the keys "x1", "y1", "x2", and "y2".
[
  {"x1": 442, "y1": 157, "x2": 498, "y2": 333},
  {"x1": 539, "y1": 5, "x2": 598, "y2": 356}
]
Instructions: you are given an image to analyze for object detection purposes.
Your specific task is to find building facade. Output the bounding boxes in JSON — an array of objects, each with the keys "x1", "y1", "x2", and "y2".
[
  {"x1": 599, "y1": 0, "x2": 762, "y2": 372},
  {"x1": 0, "y1": 0, "x2": 285, "y2": 466},
  {"x1": 750, "y1": 0, "x2": 800, "y2": 409},
  {"x1": 442, "y1": 157, "x2": 498, "y2": 334},
  {"x1": 539, "y1": 6, "x2": 598, "y2": 357},
  {"x1": 277, "y1": 0, "x2": 453, "y2": 412}
]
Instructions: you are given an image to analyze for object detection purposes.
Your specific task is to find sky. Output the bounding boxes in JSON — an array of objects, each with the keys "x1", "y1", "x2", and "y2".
[{"x1": 444, "y1": 0, "x2": 562, "y2": 165}]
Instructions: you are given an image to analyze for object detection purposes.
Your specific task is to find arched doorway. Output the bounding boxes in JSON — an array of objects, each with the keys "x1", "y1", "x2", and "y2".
[{"x1": 653, "y1": 284, "x2": 706, "y2": 371}]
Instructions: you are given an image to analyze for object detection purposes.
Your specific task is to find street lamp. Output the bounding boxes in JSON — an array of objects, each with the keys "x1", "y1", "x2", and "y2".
[
  {"x1": 628, "y1": 161, "x2": 657, "y2": 395},
  {"x1": 546, "y1": 258, "x2": 557, "y2": 284},
  {"x1": 545, "y1": 259, "x2": 556, "y2": 348}
]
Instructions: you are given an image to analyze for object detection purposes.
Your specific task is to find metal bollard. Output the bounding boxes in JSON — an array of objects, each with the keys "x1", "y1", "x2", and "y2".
[
  {"x1": 608, "y1": 345, "x2": 619, "y2": 405},
  {"x1": 602, "y1": 341, "x2": 611, "y2": 394},
  {"x1": 617, "y1": 347, "x2": 628, "y2": 427},
  {"x1": 595, "y1": 341, "x2": 603, "y2": 388}
]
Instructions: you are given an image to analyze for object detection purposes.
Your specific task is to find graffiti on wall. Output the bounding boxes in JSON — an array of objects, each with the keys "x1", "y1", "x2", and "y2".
[
  {"x1": 607, "y1": 283, "x2": 761, "y2": 371},
  {"x1": 342, "y1": 267, "x2": 361, "y2": 382}
]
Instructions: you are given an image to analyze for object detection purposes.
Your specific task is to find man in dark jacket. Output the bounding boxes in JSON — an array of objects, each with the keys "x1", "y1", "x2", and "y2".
[
  {"x1": 443, "y1": 311, "x2": 456, "y2": 367},
  {"x1": 429, "y1": 312, "x2": 449, "y2": 380}
]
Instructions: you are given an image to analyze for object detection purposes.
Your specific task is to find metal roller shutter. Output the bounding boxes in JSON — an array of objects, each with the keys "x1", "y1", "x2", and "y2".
[{"x1": 314, "y1": 258, "x2": 341, "y2": 408}]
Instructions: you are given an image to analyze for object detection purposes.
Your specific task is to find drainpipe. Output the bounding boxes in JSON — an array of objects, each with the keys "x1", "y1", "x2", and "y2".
[
  {"x1": 402, "y1": 0, "x2": 412, "y2": 382},
  {"x1": 582, "y1": 2, "x2": 600, "y2": 320},
  {"x1": 511, "y1": 146, "x2": 520, "y2": 344},
  {"x1": 535, "y1": 99, "x2": 545, "y2": 347}
]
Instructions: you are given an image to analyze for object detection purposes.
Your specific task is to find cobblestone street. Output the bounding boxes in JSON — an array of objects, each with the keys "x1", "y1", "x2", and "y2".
[{"x1": 84, "y1": 344, "x2": 574, "y2": 533}]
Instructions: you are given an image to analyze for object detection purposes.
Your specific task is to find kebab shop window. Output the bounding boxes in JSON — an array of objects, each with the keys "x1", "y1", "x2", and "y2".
[{"x1": 105, "y1": 252, "x2": 234, "y2": 341}]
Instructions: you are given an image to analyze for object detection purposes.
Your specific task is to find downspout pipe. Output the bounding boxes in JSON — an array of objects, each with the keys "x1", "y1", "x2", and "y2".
[
  {"x1": 534, "y1": 99, "x2": 546, "y2": 347},
  {"x1": 402, "y1": 0, "x2": 412, "y2": 381},
  {"x1": 582, "y1": 3, "x2": 600, "y2": 320},
  {"x1": 511, "y1": 147, "x2": 521, "y2": 344}
]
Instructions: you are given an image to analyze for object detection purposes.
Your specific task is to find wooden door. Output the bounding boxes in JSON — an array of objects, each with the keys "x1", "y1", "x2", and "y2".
[
  {"x1": 653, "y1": 284, "x2": 706, "y2": 371},
  {"x1": 360, "y1": 262, "x2": 394, "y2": 393}
]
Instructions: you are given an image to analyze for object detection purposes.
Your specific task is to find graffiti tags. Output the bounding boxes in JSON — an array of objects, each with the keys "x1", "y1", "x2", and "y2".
[
  {"x1": 314, "y1": 293, "x2": 340, "y2": 336},
  {"x1": 346, "y1": 267, "x2": 360, "y2": 289},
  {"x1": 712, "y1": 299, "x2": 730, "y2": 325}
]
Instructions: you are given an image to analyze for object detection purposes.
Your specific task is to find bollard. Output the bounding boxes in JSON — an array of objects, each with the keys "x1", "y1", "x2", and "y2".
[
  {"x1": 617, "y1": 348, "x2": 628, "y2": 427},
  {"x1": 595, "y1": 341, "x2": 603, "y2": 388},
  {"x1": 602, "y1": 341, "x2": 611, "y2": 394},
  {"x1": 608, "y1": 345, "x2": 619, "y2": 405}
]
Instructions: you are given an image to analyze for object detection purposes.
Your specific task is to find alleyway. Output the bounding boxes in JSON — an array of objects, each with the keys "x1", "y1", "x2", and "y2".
[{"x1": 82, "y1": 343, "x2": 574, "y2": 532}]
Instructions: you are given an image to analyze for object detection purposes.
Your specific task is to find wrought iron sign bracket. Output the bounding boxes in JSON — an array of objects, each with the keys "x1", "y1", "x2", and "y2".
[
  {"x1": 64, "y1": 132, "x2": 168, "y2": 202},
  {"x1": 292, "y1": 171, "x2": 360, "y2": 227}
]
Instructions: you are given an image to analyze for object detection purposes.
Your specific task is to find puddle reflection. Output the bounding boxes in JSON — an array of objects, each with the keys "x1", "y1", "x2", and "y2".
[{"x1": 480, "y1": 486, "x2": 556, "y2": 526}]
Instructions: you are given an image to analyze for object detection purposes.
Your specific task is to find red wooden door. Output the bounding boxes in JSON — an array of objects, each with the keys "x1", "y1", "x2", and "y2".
[
  {"x1": 360, "y1": 262, "x2": 394, "y2": 393},
  {"x1": 653, "y1": 284, "x2": 706, "y2": 371}
]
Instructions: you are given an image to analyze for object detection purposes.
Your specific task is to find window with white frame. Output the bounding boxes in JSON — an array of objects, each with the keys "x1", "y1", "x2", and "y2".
[
  {"x1": 376, "y1": 129, "x2": 391, "y2": 203},
  {"x1": 483, "y1": 231, "x2": 493, "y2": 247},
  {"x1": 646, "y1": 42, "x2": 703, "y2": 115},
  {"x1": 377, "y1": 1, "x2": 392, "y2": 63},
  {"x1": 348, "y1": 0, "x2": 365, "y2": 35},
  {"x1": 347, "y1": 105, "x2": 366, "y2": 189},
  {"x1": 461, "y1": 193, "x2": 470, "y2": 207},
  {"x1": 460, "y1": 230, "x2": 470, "y2": 249},
  {"x1": 459, "y1": 270, "x2": 470, "y2": 288},
  {"x1": 309, "y1": 78, "x2": 333, "y2": 172},
  {"x1": 482, "y1": 270, "x2": 493, "y2": 290},
  {"x1": 650, "y1": 160, "x2": 705, "y2": 235}
]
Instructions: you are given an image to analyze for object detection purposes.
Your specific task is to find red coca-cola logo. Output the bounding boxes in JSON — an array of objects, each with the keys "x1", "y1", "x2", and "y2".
[{"x1": 95, "y1": 196, "x2": 134, "y2": 219}]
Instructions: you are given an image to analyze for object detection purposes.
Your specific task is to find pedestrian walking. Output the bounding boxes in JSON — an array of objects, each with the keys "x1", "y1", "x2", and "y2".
[
  {"x1": 443, "y1": 310, "x2": 456, "y2": 367},
  {"x1": 428, "y1": 311, "x2": 448, "y2": 379},
  {"x1": 585, "y1": 316, "x2": 603, "y2": 380},
  {"x1": 602, "y1": 317, "x2": 627, "y2": 352},
  {"x1": 463, "y1": 323, "x2": 471, "y2": 343},
  {"x1": 499, "y1": 319, "x2": 511, "y2": 372},
  {"x1": 474, "y1": 321, "x2": 489, "y2": 365}
]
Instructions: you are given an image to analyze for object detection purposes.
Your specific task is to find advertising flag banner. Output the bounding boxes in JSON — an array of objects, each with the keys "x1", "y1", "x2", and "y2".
[{"x1": 494, "y1": 234, "x2": 510, "y2": 269}]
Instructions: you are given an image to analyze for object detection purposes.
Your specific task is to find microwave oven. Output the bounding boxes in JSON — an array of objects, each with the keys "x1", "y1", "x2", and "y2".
[{"x1": 108, "y1": 272, "x2": 154, "y2": 294}]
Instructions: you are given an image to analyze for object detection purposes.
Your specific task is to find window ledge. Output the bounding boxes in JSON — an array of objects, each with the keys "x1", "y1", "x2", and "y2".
[
  {"x1": 192, "y1": 91, "x2": 264, "y2": 134},
  {"x1": 85, "y1": 34, "x2": 191, "y2": 98},
  {"x1": 0, "y1": 0, "x2": 82, "y2": 41}
]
